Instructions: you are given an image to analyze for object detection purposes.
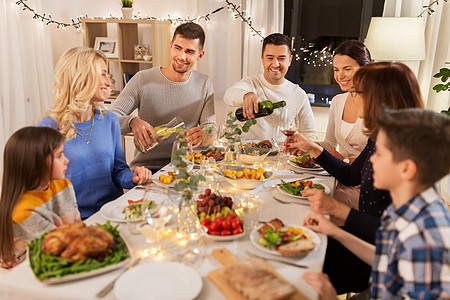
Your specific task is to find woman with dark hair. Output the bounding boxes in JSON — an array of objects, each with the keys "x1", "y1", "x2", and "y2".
[{"x1": 285, "y1": 62, "x2": 424, "y2": 294}]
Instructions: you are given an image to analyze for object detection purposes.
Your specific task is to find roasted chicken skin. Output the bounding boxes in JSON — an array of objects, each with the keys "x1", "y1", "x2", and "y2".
[{"x1": 42, "y1": 222, "x2": 116, "y2": 262}]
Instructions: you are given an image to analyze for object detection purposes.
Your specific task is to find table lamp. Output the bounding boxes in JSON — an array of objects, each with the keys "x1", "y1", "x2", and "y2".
[{"x1": 364, "y1": 17, "x2": 426, "y2": 61}]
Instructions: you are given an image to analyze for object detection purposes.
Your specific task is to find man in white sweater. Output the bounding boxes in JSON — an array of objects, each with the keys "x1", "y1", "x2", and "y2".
[
  {"x1": 111, "y1": 23, "x2": 216, "y2": 170},
  {"x1": 223, "y1": 33, "x2": 317, "y2": 141}
]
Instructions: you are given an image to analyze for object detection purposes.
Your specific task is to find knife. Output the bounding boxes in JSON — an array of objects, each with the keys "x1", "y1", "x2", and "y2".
[
  {"x1": 245, "y1": 250, "x2": 308, "y2": 269},
  {"x1": 96, "y1": 257, "x2": 143, "y2": 298}
]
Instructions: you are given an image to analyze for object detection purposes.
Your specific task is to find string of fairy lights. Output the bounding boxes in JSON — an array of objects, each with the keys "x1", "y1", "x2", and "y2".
[{"x1": 15, "y1": 0, "x2": 447, "y2": 68}]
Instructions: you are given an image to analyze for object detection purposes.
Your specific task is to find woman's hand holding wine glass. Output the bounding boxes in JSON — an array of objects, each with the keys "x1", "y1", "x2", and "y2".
[{"x1": 285, "y1": 132, "x2": 323, "y2": 158}]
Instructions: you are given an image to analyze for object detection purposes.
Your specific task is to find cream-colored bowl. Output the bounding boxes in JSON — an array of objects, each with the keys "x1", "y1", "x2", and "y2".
[
  {"x1": 237, "y1": 147, "x2": 271, "y2": 165},
  {"x1": 219, "y1": 165, "x2": 273, "y2": 190}
]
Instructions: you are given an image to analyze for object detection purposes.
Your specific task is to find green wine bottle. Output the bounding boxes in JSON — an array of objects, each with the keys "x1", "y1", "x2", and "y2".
[{"x1": 235, "y1": 100, "x2": 286, "y2": 121}]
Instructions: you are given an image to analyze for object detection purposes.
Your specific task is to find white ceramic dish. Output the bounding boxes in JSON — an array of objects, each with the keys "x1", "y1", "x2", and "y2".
[
  {"x1": 219, "y1": 165, "x2": 273, "y2": 190},
  {"x1": 288, "y1": 159, "x2": 324, "y2": 172},
  {"x1": 203, "y1": 228, "x2": 246, "y2": 241},
  {"x1": 237, "y1": 147, "x2": 271, "y2": 164},
  {"x1": 114, "y1": 262, "x2": 202, "y2": 300},
  {"x1": 100, "y1": 192, "x2": 168, "y2": 222},
  {"x1": 249, "y1": 224, "x2": 320, "y2": 257},
  {"x1": 276, "y1": 182, "x2": 331, "y2": 199}
]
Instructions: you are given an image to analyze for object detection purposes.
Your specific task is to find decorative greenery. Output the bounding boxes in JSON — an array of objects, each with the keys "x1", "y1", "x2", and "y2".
[
  {"x1": 418, "y1": 0, "x2": 448, "y2": 17},
  {"x1": 222, "y1": 111, "x2": 257, "y2": 146},
  {"x1": 171, "y1": 134, "x2": 204, "y2": 199},
  {"x1": 432, "y1": 63, "x2": 450, "y2": 115},
  {"x1": 120, "y1": 0, "x2": 133, "y2": 8}
]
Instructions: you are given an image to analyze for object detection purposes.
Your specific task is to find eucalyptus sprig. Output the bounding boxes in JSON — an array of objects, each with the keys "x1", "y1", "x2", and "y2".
[
  {"x1": 171, "y1": 134, "x2": 205, "y2": 198},
  {"x1": 222, "y1": 111, "x2": 257, "y2": 145}
]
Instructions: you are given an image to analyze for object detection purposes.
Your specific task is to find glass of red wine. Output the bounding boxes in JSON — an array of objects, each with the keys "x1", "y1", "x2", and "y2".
[{"x1": 277, "y1": 108, "x2": 298, "y2": 165}]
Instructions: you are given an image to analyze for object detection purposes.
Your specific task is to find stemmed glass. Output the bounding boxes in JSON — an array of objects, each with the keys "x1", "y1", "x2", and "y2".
[
  {"x1": 140, "y1": 189, "x2": 175, "y2": 260},
  {"x1": 277, "y1": 108, "x2": 297, "y2": 166}
]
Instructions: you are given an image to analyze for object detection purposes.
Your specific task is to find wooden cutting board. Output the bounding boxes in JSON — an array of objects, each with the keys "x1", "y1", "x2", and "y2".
[{"x1": 208, "y1": 248, "x2": 309, "y2": 300}]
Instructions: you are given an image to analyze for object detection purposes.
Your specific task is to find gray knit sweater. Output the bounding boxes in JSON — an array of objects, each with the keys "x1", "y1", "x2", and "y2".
[{"x1": 110, "y1": 67, "x2": 216, "y2": 169}]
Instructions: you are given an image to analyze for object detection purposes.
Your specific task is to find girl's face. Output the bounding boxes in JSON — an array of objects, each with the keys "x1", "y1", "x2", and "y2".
[
  {"x1": 92, "y1": 59, "x2": 111, "y2": 103},
  {"x1": 333, "y1": 54, "x2": 361, "y2": 92},
  {"x1": 51, "y1": 143, "x2": 69, "y2": 181}
]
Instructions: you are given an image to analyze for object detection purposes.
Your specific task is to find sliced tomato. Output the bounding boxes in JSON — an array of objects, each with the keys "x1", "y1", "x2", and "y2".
[
  {"x1": 128, "y1": 198, "x2": 143, "y2": 204},
  {"x1": 302, "y1": 180, "x2": 313, "y2": 187}
]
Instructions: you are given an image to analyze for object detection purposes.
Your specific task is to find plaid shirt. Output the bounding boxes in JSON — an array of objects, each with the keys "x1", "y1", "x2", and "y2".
[{"x1": 371, "y1": 186, "x2": 450, "y2": 299}]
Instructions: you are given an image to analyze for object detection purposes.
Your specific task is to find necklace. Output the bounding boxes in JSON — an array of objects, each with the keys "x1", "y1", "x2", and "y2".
[{"x1": 74, "y1": 116, "x2": 95, "y2": 144}]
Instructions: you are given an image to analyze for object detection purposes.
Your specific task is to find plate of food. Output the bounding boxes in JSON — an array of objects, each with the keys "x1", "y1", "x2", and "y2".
[
  {"x1": 27, "y1": 221, "x2": 131, "y2": 283},
  {"x1": 187, "y1": 148, "x2": 225, "y2": 165},
  {"x1": 277, "y1": 179, "x2": 330, "y2": 199},
  {"x1": 288, "y1": 154, "x2": 323, "y2": 171},
  {"x1": 154, "y1": 171, "x2": 176, "y2": 188},
  {"x1": 237, "y1": 147, "x2": 271, "y2": 164},
  {"x1": 249, "y1": 219, "x2": 319, "y2": 257},
  {"x1": 195, "y1": 188, "x2": 246, "y2": 241},
  {"x1": 240, "y1": 140, "x2": 273, "y2": 150},
  {"x1": 219, "y1": 165, "x2": 272, "y2": 190},
  {"x1": 100, "y1": 198, "x2": 157, "y2": 223}
]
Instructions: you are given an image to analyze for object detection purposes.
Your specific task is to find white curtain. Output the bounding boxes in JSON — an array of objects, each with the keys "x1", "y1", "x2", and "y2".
[
  {"x1": 0, "y1": 0, "x2": 54, "y2": 174},
  {"x1": 383, "y1": 0, "x2": 450, "y2": 111}
]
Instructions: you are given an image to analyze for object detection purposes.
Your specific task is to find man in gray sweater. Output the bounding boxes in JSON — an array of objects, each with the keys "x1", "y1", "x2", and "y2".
[{"x1": 111, "y1": 23, "x2": 216, "y2": 171}]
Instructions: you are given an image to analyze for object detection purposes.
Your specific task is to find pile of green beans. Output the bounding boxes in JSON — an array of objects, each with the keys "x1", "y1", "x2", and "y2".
[
  {"x1": 279, "y1": 180, "x2": 324, "y2": 196},
  {"x1": 27, "y1": 221, "x2": 129, "y2": 280}
]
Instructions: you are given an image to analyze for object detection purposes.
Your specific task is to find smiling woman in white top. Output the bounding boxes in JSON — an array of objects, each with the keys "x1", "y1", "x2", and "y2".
[{"x1": 319, "y1": 40, "x2": 371, "y2": 216}]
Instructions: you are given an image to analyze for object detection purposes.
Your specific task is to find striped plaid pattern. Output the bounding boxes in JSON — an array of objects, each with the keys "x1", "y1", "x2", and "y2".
[{"x1": 371, "y1": 186, "x2": 450, "y2": 299}]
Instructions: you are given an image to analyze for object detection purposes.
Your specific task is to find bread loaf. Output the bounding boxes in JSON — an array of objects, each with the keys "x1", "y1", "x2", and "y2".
[
  {"x1": 278, "y1": 239, "x2": 316, "y2": 257},
  {"x1": 225, "y1": 258, "x2": 296, "y2": 300}
]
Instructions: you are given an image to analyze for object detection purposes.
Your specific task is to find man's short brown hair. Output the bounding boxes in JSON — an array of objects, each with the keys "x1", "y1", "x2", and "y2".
[
  {"x1": 377, "y1": 108, "x2": 450, "y2": 186},
  {"x1": 172, "y1": 22, "x2": 205, "y2": 50}
]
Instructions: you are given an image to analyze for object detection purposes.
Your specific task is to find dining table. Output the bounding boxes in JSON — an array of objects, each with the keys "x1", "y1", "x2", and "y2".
[{"x1": 0, "y1": 156, "x2": 336, "y2": 300}]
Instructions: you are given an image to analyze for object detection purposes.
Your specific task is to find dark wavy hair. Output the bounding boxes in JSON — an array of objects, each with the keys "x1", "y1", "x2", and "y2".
[
  {"x1": 0, "y1": 126, "x2": 64, "y2": 263},
  {"x1": 334, "y1": 40, "x2": 371, "y2": 66}
]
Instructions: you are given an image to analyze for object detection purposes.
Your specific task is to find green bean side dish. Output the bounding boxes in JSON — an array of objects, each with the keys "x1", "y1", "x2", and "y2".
[{"x1": 27, "y1": 221, "x2": 130, "y2": 280}]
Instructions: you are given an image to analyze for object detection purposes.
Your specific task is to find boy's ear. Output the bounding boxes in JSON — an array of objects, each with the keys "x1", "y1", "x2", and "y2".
[{"x1": 401, "y1": 159, "x2": 418, "y2": 182}]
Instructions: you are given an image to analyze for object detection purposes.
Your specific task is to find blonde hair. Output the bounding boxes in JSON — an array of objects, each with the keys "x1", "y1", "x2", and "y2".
[{"x1": 48, "y1": 47, "x2": 108, "y2": 140}]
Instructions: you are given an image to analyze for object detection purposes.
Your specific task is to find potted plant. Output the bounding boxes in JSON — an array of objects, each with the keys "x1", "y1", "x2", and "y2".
[
  {"x1": 121, "y1": 0, "x2": 133, "y2": 19},
  {"x1": 432, "y1": 62, "x2": 450, "y2": 115}
]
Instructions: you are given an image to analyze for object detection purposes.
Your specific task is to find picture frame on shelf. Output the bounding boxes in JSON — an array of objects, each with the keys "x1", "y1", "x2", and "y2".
[{"x1": 94, "y1": 37, "x2": 118, "y2": 58}]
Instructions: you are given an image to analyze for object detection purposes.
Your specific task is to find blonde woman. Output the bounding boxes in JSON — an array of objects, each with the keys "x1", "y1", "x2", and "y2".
[{"x1": 38, "y1": 47, "x2": 152, "y2": 219}]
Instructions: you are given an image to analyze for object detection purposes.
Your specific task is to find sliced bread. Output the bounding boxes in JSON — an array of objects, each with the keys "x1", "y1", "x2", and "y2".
[{"x1": 278, "y1": 239, "x2": 316, "y2": 257}]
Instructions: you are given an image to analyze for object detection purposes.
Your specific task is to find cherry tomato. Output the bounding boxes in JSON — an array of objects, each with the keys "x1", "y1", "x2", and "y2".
[
  {"x1": 201, "y1": 218, "x2": 211, "y2": 226},
  {"x1": 209, "y1": 230, "x2": 221, "y2": 236},
  {"x1": 215, "y1": 217, "x2": 225, "y2": 224},
  {"x1": 232, "y1": 227, "x2": 243, "y2": 235},
  {"x1": 222, "y1": 220, "x2": 231, "y2": 230},
  {"x1": 238, "y1": 219, "x2": 244, "y2": 226},
  {"x1": 226, "y1": 214, "x2": 237, "y2": 220},
  {"x1": 205, "y1": 188, "x2": 212, "y2": 196},
  {"x1": 210, "y1": 220, "x2": 221, "y2": 231},
  {"x1": 231, "y1": 219, "x2": 240, "y2": 229},
  {"x1": 168, "y1": 171, "x2": 173, "y2": 176},
  {"x1": 283, "y1": 232, "x2": 291, "y2": 238},
  {"x1": 220, "y1": 230, "x2": 231, "y2": 236},
  {"x1": 198, "y1": 194, "x2": 204, "y2": 199}
]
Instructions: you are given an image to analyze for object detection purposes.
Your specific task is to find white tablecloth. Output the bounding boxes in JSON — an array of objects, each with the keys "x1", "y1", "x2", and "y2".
[{"x1": 0, "y1": 166, "x2": 335, "y2": 300}]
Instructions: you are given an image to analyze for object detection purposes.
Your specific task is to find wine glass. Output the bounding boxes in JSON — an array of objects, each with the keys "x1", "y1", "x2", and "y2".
[
  {"x1": 276, "y1": 108, "x2": 297, "y2": 167},
  {"x1": 140, "y1": 190, "x2": 175, "y2": 260},
  {"x1": 171, "y1": 140, "x2": 194, "y2": 173}
]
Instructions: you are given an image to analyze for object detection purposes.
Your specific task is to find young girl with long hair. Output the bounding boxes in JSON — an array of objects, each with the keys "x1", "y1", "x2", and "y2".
[{"x1": 0, "y1": 127, "x2": 80, "y2": 269}]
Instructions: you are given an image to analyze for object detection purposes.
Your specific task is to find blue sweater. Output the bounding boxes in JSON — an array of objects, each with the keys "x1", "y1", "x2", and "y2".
[
  {"x1": 315, "y1": 139, "x2": 391, "y2": 242},
  {"x1": 37, "y1": 111, "x2": 134, "y2": 218}
]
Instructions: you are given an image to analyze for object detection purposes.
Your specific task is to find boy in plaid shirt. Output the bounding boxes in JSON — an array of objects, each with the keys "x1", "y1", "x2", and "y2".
[{"x1": 302, "y1": 108, "x2": 450, "y2": 299}]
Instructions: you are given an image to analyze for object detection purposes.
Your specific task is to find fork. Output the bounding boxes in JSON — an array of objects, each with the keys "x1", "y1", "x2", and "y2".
[{"x1": 273, "y1": 197, "x2": 309, "y2": 206}]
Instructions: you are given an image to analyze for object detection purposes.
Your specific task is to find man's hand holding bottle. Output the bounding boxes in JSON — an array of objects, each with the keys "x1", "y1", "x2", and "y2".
[
  {"x1": 130, "y1": 117, "x2": 157, "y2": 149},
  {"x1": 242, "y1": 92, "x2": 261, "y2": 119}
]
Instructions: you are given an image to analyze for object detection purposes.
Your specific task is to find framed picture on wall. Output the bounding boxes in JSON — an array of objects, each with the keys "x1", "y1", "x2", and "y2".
[{"x1": 94, "y1": 37, "x2": 118, "y2": 58}]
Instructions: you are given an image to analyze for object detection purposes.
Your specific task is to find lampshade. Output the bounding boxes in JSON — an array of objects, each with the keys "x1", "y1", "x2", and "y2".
[{"x1": 364, "y1": 17, "x2": 426, "y2": 61}]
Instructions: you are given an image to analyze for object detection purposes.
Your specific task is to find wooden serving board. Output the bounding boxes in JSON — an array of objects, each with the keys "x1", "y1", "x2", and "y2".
[{"x1": 208, "y1": 248, "x2": 308, "y2": 300}]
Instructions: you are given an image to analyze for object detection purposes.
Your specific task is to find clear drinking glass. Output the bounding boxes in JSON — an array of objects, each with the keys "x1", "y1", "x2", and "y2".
[
  {"x1": 235, "y1": 194, "x2": 261, "y2": 232},
  {"x1": 171, "y1": 140, "x2": 194, "y2": 172}
]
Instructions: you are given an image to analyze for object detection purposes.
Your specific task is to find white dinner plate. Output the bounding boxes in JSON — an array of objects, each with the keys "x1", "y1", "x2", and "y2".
[
  {"x1": 276, "y1": 182, "x2": 331, "y2": 199},
  {"x1": 153, "y1": 178, "x2": 175, "y2": 188},
  {"x1": 114, "y1": 262, "x2": 203, "y2": 300},
  {"x1": 249, "y1": 224, "x2": 321, "y2": 257},
  {"x1": 288, "y1": 159, "x2": 324, "y2": 172},
  {"x1": 100, "y1": 192, "x2": 168, "y2": 222}
]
